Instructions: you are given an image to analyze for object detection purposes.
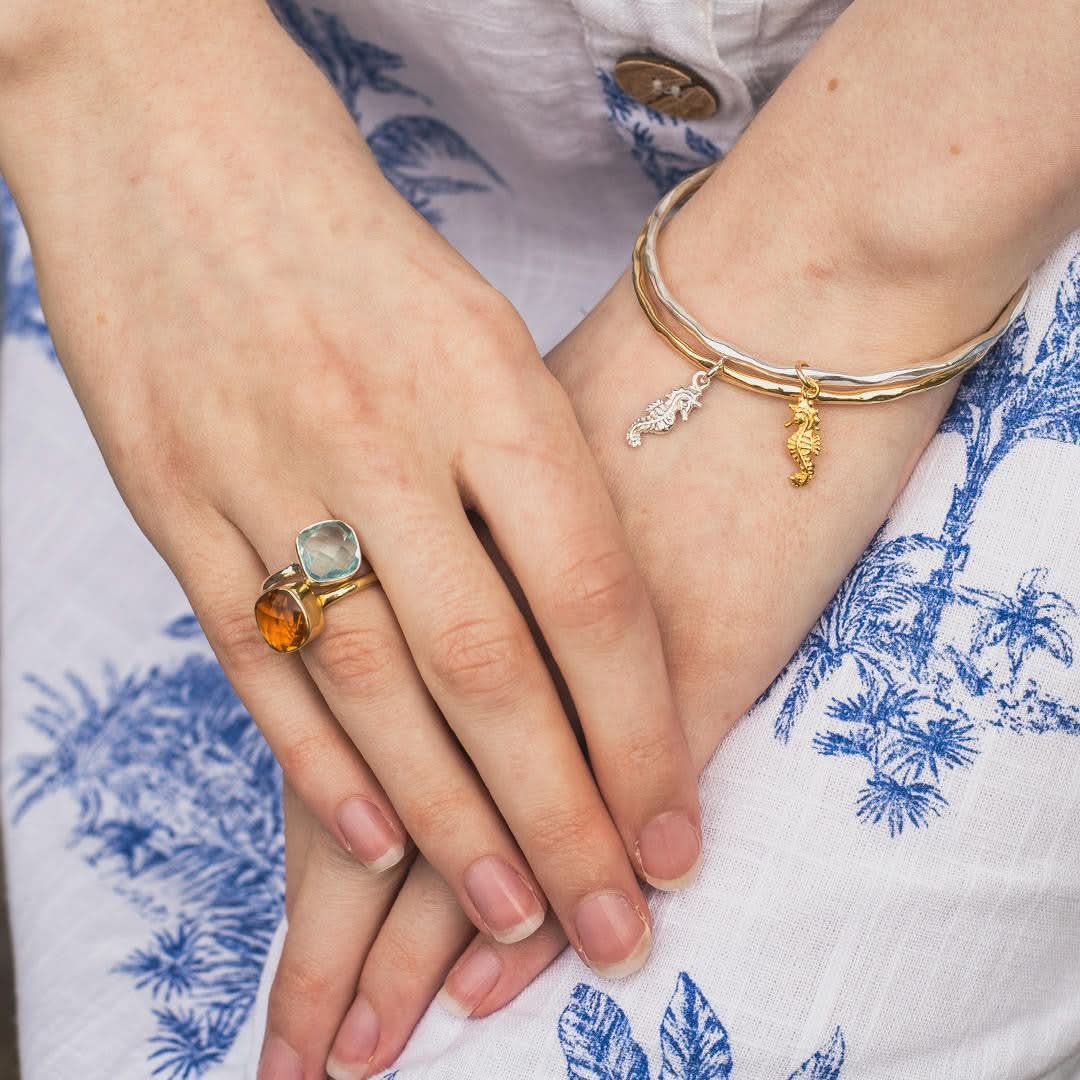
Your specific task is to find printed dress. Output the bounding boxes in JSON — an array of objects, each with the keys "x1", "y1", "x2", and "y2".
[{"x1": 3, "y1": 1, "x2": 1079, "y2": 1077}]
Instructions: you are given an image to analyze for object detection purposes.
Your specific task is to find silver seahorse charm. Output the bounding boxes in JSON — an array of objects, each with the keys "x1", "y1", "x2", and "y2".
[{"x1": 626, "y1": 363, "x2": 721, "y2": 447}]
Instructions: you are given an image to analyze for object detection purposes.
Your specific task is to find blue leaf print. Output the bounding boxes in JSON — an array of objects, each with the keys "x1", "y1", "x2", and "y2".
[
  {"x1": 367, "y1": 115, "x2": 506, "y2": 226},
  {"x1": 558, "y1": 975, "x2": 845, "y2": 1080},
  {"x1": 855, "y1": 775, "x2": 947, "y2": 836},
  {"x1": 1, "y1": 178, "x2": 55, "y2": 357},
  {"x1": 597, "y1": 71, "x2": 720, "y2": 195},
  {"x1": 884, "y1": 715, "x2": 978, "y2": 781},
  {"x1": 269, "y1": 0, "x2": 430, "y2": 114},
  {"x1": 961, "y1": 567, "x2": 1076, "y2": 678},
  {"x1": 266, "y1": 0, "x2": 503, "y2": 224},
  {"x1": 659, "y1": 973, "x2": 733, "y2": 1080},
  {"x1": 165, "y1": 615, "x2": 206, "y2": 640},
  {"x1": 117, "y1": 919, "x2": 210, "y2": 1002},
  {"x1": 787, "y1": 1028, "x2": 845, "y2": 1080},
  {"x1": 559, "y1": 982, "x2": 651, "y2": 1080},
  {"x1": 149, "y1": 1006, "x2": 238, "y2": 1080}
]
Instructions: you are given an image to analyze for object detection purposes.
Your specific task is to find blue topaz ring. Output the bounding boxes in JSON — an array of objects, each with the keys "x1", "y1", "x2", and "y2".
[{"x1": 255, "y1": 519, "x2": 379, "y2": 653}]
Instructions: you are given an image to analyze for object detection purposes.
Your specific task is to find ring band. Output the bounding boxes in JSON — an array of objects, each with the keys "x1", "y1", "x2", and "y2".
[
  {"x1": 261, "y1": 563, "x2": 307, "y2": 592},
  {"x1": 255, "y1": 519, "x2": 378, "y2": 653}
]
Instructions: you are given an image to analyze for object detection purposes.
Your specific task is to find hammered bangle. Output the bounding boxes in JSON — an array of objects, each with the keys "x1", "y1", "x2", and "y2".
[{"x1": 626, "y1": 162, "x2": 1031, "y2": 486}]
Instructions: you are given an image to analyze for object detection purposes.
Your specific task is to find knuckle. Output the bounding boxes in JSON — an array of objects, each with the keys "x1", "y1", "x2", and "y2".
[
  {"x1": 371, "y1": 924, "x2": 431, "y2": 986},
  {"x1": 612, "y1": 726, "x2": 680, "y2": 784},
  {"x1": 524, "y1": 804, "x2": 604, "y2": 869},
  {"x1": 211, "y1": 603, "x2": 272, "y2": 679},
  {"x1": 276, "y1": 730, "x2": 335, "y2": 786},
  {"x1": 551, "y1": 547, "x2": 642, "y2": 637},
  {"x1": 402, "y1": 782, "x2": 476, "y2": 844},
  {"x1": 427, "y1": 617, "x2": 530, "y2": 704},
  {"x1": 270, "y1": 953, "x2": 336, "y2": 1018},
  {"x1": 311, "y1": 624, "x2": 400, "y2": 700},
  {"x1": 459, "y1": 287, "x2": 531, "y2": 354}
]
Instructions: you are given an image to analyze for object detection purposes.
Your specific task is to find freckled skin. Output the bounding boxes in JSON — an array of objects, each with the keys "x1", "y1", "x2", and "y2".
[
  {"x1": 950, "y1": 143, "x2": 962, "y2": 155},
  {"x1": 826, "y1": 77, "x2": 839, "y2": 92}
]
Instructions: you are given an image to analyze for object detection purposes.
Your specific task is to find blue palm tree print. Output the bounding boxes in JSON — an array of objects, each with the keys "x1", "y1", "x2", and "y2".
[
  {"x1": 598, "y1": 71, "x2": 722, "y2": 193},
  {"x1": 0, "y1": 1, "x2": 503, "y2": 365},
  {"x1": 559, "y1": 973, "x2": 845, "y2": 1080},
  {"x1": 766, "y1": 252, "x2": 1080, "y2": 835},
  {"x1": 13, "y1": 616, "x2": 284, "y2": 1078}
]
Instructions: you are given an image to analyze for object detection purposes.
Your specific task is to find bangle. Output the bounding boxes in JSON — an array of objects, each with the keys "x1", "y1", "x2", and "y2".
[{"x1": 626, "y1": 163, "x2": 1031, "y2": 486}]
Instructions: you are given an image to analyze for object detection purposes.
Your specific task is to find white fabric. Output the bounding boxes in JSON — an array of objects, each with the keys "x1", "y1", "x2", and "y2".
[{"x1": 3, "y1": 1, "x2": 1080, "y2": 1077}]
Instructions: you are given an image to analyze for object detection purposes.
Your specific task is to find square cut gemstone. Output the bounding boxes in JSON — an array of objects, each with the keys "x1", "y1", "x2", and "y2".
[{"x1": 296, "y1": 520, "x2": 362, "y2": 584}]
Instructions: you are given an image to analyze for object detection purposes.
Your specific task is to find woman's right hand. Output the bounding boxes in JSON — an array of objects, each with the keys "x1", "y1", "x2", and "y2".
[{"x1": 0, "y1": 0, "x2": 702, "y2": 974}]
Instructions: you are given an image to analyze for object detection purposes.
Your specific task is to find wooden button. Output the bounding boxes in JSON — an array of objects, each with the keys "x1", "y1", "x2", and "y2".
[{"x1": 613, "y1": 55, "x2": 719, "y2": 121}]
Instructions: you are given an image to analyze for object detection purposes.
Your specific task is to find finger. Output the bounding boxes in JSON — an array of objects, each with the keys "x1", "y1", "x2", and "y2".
[
  {"x1": 438, "y1": 913, "x2": 569, "y2": 1020},
  {"x1": 236, "y1": 505, "x2": 548, "y2": 946},
  {"x1": 259, "y1": 808, "x2": 413, "y2": 1078},
  {"x1": 328, "y1": 858, "x2": 474, "y2": 1079},
  {"x1": 283, "y1": 782, "x2": 313, "y2": 917},
  {"x1": 465, "y1": 384, "x2": 702, "y2": 891},
  {"x1": 171, "y1": 512, "x2": 408, "y2": 872},
  {"x1": 355, "y1": 484, "x2": 654, "y2": 979}
]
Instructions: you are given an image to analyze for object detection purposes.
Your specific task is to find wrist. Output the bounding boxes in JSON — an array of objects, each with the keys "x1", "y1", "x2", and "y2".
[
  {"x1": 0, "y1": 0, "x2": 306, "y2": 211},
  {"x1": 658, "y1": 148, "x2": 1033, "y2": 380},
  {"x1": 0, "y1": 0, "x2": 396, "y2": 247}
]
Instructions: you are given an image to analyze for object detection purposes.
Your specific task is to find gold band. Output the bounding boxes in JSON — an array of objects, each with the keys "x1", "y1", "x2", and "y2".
[
  {"x1": 255, "y1": 519, "x2": 378, "y2": 652},
  {"x1": 626, "y1": 163, "x2": 1031, "y2": 485},
  {"x1": 255, "y1": 572, "x2": 379, "y2": 653},
  {"x1": 631, "y1": 212, "x2": 1029, "y2": 404}
]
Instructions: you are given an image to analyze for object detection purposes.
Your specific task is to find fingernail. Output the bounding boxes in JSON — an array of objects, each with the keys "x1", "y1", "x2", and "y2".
[
  {"x1": 436, "y1": 943, "x2": 503, "y2": 1018},
  {"x1": 463, "y1": 856, "x2": 545, "y2": 944},
  {"x1": 574, "y1": 890, "x2": 652, "y2": 978},
  {"x1": 326, "y1": 995, "x2": 379, "y2": 1080},
  {"x1": 637, "y1": 811, "x2": 702, "y2": 891},
  {"x1": 336, "y1": 798, "x2": 405, "y2": 872},
  {"x1": 258, "y1": 1034, "x2": 303, "y2": 1080}
]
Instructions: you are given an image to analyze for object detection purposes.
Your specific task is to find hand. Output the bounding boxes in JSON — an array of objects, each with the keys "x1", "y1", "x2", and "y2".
[
  {"x1": 298, "y1": 96, "x2": 1059, "y2": 1062},
  {"x1": 240, "y1": 0, "x2": 1079, "y2": 1065},
  {"x1": 0, "y1": 0, "x2": 702, "y2": 987},
  {"x1": 302, "y1": 265, "x2": 962, "y2": 1076}
]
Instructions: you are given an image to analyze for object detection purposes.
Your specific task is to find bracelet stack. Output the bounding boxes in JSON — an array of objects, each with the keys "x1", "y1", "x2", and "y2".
[{"x1": 627, "y1": 163, "x2": 1031, "y2": 486}]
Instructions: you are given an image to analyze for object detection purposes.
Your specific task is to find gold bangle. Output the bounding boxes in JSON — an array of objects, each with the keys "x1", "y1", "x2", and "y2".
[{"x1": 626, "y1": 163, "x2": 1031, "y2": 487}]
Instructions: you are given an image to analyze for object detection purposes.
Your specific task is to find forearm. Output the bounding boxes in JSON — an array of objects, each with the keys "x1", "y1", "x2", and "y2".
[{"x1": 664, "y1": 0, "x2": 1080, "y2": 374}]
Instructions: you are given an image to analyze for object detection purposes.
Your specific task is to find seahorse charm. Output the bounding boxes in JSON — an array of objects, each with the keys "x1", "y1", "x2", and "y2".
[
  {"x1": 784, "y1": 388, "x2": 822, "y2": 486},
  {"x1": 626, "y1": 365, "x2": 719, "y2": 447}
]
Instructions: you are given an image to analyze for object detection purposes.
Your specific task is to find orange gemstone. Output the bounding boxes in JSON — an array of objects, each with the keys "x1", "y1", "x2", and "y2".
[{"x1": 255, "y1": 589, "x2": 309, "y2": 652}]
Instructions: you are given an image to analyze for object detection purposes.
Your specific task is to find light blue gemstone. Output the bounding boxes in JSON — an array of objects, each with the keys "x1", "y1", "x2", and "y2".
[{"x1": 296, "y1": 520, "x2": 362, "y2": 584}]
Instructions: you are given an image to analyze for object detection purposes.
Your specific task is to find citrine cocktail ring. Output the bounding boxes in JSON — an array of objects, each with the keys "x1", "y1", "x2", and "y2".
[{"x1": 255, "y1": 519, "x2": 379, "y2": 653}]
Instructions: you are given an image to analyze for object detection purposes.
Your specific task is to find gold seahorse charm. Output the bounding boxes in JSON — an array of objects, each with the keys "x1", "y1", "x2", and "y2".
[{"x1": 784, "y1": 374, "x2": 822, "y2": 486}]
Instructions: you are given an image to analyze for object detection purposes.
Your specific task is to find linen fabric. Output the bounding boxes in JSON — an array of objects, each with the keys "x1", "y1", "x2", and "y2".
[{"x1": 3, "y1": 1, "x2": 1079, "y2": 1077}]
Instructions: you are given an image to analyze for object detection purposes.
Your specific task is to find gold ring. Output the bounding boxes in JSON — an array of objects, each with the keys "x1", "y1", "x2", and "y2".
[{"x1": 255, "y1": 519, "x2": 379, "y2": 652}]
